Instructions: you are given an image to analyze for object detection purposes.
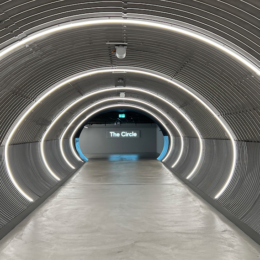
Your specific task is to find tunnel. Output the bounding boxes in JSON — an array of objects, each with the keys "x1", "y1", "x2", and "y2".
[{"x1": 1, "y1": 1, "x2": 260, "y2": 259}]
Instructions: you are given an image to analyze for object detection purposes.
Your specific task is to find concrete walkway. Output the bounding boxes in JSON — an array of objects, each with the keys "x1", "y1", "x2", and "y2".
[{"x1": 0, "y1": 160, "x2": 260, "y2": 259}]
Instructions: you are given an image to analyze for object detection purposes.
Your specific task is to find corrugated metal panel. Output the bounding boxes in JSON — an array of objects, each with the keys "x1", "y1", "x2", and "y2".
[{"x1": 1, "y1": 0, "x2": 260, "y2": 244}]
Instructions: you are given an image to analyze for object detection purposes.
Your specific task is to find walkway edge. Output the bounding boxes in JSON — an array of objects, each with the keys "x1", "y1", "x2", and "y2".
[
  {"x1": 0, "y1": 164, "x2": 85, "y2": 240},
  {"x1": 163, "y1": 163, "x2": 260, "y2": 245}
]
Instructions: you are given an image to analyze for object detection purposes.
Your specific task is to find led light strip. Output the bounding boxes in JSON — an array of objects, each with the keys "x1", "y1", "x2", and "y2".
[
  {"x1": 2, "y1": 17, "x2": 246, "y2": 202},
  {"x1": 39, "y1": 73, "x2": 202, "y2": 198},
  {"x1": 69, "y1": 102, "x2": 174, "y2": 162},
  {"x1": 5, "y1": 68, "x2": 230, "y2": 202},
  {"x1": 38, "y1": 70, "x2": 203, "y2": 183},
  {"x1": 59, "y1": 97, "x2": 183, "y2": 167},
  {"x1": 69, "y1": 104, "x2": 175, "y2": 163},
  {"x1": 1, "y1": 19, "x2": 259, "y2": 75},
  {"x1": 40, "y1": 129, "x2": 62, "y2": 181},
  {"x1": 57, "y1": 91, "x2": 201, "y2": 169},
  {"x1": 37, "y1": 81, "x2": 202, "y2": 171}
]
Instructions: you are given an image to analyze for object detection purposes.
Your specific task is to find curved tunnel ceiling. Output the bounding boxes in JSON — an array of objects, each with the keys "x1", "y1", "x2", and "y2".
[
  {"x1": 1, "y1": 1, "x2": 260, "y2": 61},
  {"x1": 6, "y1": 68, "x2": 230, "y2": 200},
  {"x1": 43, "y1": 101, "x2": 177, "y2": 179},
  {"x1": 66, "y1": 100, "x2": 182, "y2": 162},
  {"x1": 1, "y1": 20, "x2": 260, "y2": 145},
  {"x1": 1, "y1": 0, "x2": 260, "y2": 244}
]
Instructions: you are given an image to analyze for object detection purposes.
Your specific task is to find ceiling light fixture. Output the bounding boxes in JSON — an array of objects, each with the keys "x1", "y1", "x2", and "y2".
[
  {"x1": 1, "y1": 19, "x2": 259, "y2": 75},
  {"x1": 115, "y1": 46, "x2": 127, "y2": 59}
]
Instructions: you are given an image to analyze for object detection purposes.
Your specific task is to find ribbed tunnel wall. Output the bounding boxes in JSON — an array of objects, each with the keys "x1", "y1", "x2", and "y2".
[{"x1": 1, "y1": 0, "x2": 260, "y2": 243}]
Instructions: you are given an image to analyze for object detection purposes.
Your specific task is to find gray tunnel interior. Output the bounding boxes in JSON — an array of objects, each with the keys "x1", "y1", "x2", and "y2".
[{"x1": 1, "y1": 0, "x2": 260, "y2": 245}]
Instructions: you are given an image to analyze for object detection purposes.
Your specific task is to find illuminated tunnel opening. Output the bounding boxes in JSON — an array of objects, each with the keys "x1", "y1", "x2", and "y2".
[{"x1": 74, "y1": 109, "x2": 170, "y2": 161}]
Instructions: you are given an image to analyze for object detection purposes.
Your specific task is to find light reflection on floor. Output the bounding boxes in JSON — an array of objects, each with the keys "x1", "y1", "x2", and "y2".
[{"x1": 108, "y1": 154, "x2": 139, "y2": 161}]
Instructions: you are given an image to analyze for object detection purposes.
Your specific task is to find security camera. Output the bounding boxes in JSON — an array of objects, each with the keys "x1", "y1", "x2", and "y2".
[
  {"x1": 120, "y1": 92, "x2": 125, "y2": 98},
  {"x1": 115, "y1": 78, "x2": 125, "y2": 88},
  {"x1": 115, "y1": 46, "x2": 127, "y2": 59}
]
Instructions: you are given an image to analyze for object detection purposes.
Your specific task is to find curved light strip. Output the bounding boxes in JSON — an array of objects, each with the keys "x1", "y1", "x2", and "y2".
[
  {"x1": 2, "y1": 18, "x2": 245, "y2": 201},
  {"x1": 69, "y1": 102, "x2": 174, "y2": 162},
  {"x1": 1, "y1": 19, "x2": 259, "y2": 75},
  {"x1": 6, "y1": 67, "x2": 231, "y2": 202},
  {"x1": 60, "y1": 97, "x2": 183, "y2": 166},
  {"x1": 69, "y1": 104, "x2": 175, "y2": 165},
  {"x1": 39, "y1": 75, "x2": 202, "y2": 190},
  {"x1": 58, "y1": 92, "x2": 201, "y2": 170},
  {"x1": 38, "y1": 81, "x2": 202, "y2": 170},
  {"x1": 4, "y1": 152, "x2": 34, "y2": 202},
  {"x1": 40, "y1": 127, "x2": 62, "y2": 181}
]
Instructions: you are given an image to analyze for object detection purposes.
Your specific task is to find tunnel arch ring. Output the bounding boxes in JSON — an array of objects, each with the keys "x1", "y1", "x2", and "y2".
[
  {"x1": 69, "y1": 103, "x2": 177, "y2": 164},
  {"x1": 60, "y1": 97, "x2": 185, "y2": 166},
  {"x1": 3, "y1": 14, "x2": 260, "y2": 201},
  {"x1": 3, "y1": 18, "x2": 245, "y2": 201},
  {"x1": 56, "y1": 93, "x2": 202, "y2": 169},
  {"x1": 37, "y1": 76, "x2": 203, "y2": 173},
  {"x1": 42, "y1": 98, "x2": 179, "y2": 178},
  {"x1": 69, "y1": 103, "x2": 176, "y2": 160},
  {"x1": 1, "y1": 18, "x2": 259, "y2": 75},
  {"x1": 42, "y1": 102, "x2": 177, "y2": 183},
  {"x1": 37, "y1": 68, "x2": 236, "y2": 200},
  {"x1": 5, "y1": 68, "x2": 233, "y2": 202}
]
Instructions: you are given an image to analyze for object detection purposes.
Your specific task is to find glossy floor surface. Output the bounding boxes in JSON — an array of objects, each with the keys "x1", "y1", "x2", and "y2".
[{"x1": 0, "y1": 160, "x2": 260, "y2": 259}]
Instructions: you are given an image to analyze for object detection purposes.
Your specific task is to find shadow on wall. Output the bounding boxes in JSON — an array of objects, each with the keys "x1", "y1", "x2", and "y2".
[{"x1": 108, "y1": 154, "x2": 139, "y2": 161}]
